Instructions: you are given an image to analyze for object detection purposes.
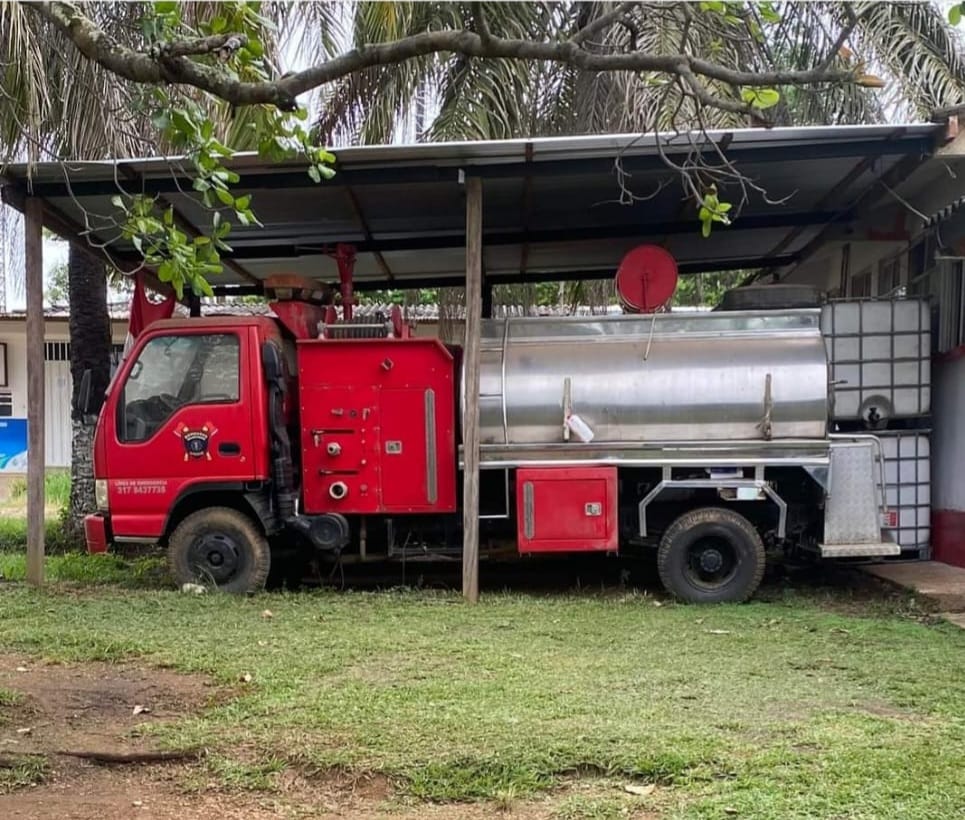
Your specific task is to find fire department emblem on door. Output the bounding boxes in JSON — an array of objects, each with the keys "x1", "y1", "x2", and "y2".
[{"x1": 175, "y1": 422, "x2": 218, "y2": 461}]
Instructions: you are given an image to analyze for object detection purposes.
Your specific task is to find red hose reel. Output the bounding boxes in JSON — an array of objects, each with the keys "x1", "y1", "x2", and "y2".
[{"x1": 614, "y1": 245, "x2": 679, "y2": 313}]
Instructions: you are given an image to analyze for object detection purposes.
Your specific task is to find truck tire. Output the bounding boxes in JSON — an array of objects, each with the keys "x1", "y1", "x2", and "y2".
[
  {"x1": 657, "y1": 507, "x2": 765, "y2": 604},
  {"x1": 719, "y1": 284, "x2": 822, "y2": 311},
  {"x1": 168, "y1": 507, "x2": 270, "y2": 594}
]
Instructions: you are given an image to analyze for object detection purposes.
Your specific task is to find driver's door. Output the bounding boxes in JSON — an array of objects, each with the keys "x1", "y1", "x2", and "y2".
[{"x1": 105, "y1": 329, "x2": 256, "y2": 539}]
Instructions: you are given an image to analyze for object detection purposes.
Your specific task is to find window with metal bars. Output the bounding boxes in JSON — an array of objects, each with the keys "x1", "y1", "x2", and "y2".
[{"x1": 44, "y1": 342, "x2": 125, "y2": 361}]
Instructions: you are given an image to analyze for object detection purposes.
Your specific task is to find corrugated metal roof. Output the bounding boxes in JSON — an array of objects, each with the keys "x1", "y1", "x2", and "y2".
[
  {"x1": 0, "y1": 123, "x2": 945, "y2": 294},
  {"x1": 3, "y1": 123, "x2": 939, "y2": 181}
]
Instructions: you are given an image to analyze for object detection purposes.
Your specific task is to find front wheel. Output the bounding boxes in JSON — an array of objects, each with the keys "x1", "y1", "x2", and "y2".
[
  {"x1": 657, "y1": 507, "x2": 765, "y2": 604},
  {"x1": 168, "y1": 507, "x2": 270, "y2": 594}
]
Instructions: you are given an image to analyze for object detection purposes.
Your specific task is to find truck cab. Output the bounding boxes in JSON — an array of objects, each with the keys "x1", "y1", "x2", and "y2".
[{"x1": 86, "y1": 316, "x2": 285, "y2": 591}]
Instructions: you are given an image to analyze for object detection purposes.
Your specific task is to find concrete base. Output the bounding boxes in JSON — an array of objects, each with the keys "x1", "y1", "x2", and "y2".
[{"x1": 863, "y1": 561, "x2": 965, "y2": 612}]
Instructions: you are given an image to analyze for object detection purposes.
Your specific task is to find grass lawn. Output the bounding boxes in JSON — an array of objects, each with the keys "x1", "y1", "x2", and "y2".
[
  {"x1": 1, "y1": 554, "x2": 964, "y2": 818},
  {"x1": 0, "y1": 471, "x2": 78, "y2": 554}
]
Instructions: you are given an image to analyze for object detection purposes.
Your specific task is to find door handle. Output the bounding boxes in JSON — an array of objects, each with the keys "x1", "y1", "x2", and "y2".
[{"x1": 218, "y1": 442, "x2": 241, "y2": 456}]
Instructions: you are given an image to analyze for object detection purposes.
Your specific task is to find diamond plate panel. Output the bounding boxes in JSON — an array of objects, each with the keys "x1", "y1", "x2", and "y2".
[
  {"x1": 820, "y1": 542, "x2": 901, "y2": 558},
  {"x1": 823, "y1": 442, "x2": 881, "y2": 545}
]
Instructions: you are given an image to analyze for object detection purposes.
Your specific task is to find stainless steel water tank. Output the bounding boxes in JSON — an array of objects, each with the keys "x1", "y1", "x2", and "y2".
[{"x1": 468, "y1": 310, "x2": 829, "y2": 445}]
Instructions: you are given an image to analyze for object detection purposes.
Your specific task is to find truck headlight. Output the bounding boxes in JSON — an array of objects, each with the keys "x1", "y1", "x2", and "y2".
[{"x1": 95, "y1": 479, "x2": 109, "y2": 511}]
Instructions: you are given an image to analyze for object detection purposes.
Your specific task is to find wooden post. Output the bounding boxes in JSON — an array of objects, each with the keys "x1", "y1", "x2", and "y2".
[
  {"x1": 24, "y1": 197, "x2": 45, "y2": 586},
  {"x1": 462, "y1": 176, "x2": 483, "y2": 603}
]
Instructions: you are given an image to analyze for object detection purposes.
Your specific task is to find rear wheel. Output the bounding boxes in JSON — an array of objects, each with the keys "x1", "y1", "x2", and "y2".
[
  {"x1": 168, "y1": 507, "x2": 270, "y2": 594},
  {"x1": 657, "y1": 507, "x2": 765, "y2": 604}
]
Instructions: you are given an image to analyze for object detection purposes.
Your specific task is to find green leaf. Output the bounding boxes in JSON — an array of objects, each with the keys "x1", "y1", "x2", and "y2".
[
  {"x1": 293, "y1": 106, "x2": 309, "y2": 121},
  {"x1": 759, "y1": 2, "x2": 781, "y2": 24},
  {"x1": 170, "y1": 109, "x2": 196, "y2": 137},
  {"x1": 154, "y1": 1, "x2": 178, "y2": 13},
  {"x1": 210, "y1": 15, "x2": 227, "y2": 33},
  {"x1": 740, "y1": 87, "x2": 781, "y2": 110},
  {"x1": 194, "y1": 276, "x2": 215, "y2": 297},
  {"x1": 307, "y1": 165, "x2": 321, "y2": 184},
  {"x1": 157, "y1": 260, "x2": 174, "y2": 282},
  {"x1": 246, "y1": 39, "x2": 264, "y2": 58},
  {"x1": 193, "y1": 236, "x2": 211, "y2": 246},
  {"x1": 132, "y1": 235, "x2": 142, "y2": 253},
  {"x1": 215, "y1": 188, "x2": 235, "y2": 207},
  {"x1": 110, "y1": 195, "x2": 125, "y2": 209},
  {"x1": 950, "y1": 5, "x2": 962, "y2": 26},
  {"x1": 701, "y1": 219, "x2": 712, "y2": 238},
  {"x1": 163, "y1": 208, "x2": 174, "y2": 226},
  {"x1": 235, "y1": 194, "x2": 251, "y2": 211},
  {"x1": 319, "y1": 165, "x2": 336, "y2": 181}
]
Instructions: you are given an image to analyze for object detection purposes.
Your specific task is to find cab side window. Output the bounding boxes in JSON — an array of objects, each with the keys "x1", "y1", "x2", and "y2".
[{"x1": 119, "y1": 334, "x2": 240, "y2": 443}]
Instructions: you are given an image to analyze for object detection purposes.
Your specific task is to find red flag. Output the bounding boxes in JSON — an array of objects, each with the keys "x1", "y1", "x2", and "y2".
[
  {"x1": 123, "y1": 272, "x2": 176, "y2": 356},
  {"x1": 129, "y1": 272, "x2": 176, "y2": 338}
]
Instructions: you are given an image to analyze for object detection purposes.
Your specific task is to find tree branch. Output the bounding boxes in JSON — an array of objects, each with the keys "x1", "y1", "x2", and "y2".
[
  {"x1": 153, "y1": 33, "x2": 248, "y2": 60},
  {"x1": 570, "y1": 2, "x2": 638, "y2": 46},
  {"x1": 31, "y1": 0, "x2": 859, "y2": 114}
]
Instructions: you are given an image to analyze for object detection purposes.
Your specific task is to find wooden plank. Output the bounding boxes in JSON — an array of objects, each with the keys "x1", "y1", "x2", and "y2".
[
  {"x1": 24, "y1": 197, "x2": 45, "y2": 587},
  {"x1": 462, "y1": 176, "x2": 483, "y2": 604}
]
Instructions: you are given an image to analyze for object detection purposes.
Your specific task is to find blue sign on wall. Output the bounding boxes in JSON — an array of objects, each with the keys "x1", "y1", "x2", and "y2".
[{"x1": 0, "y1": 418, "x2": 28, "y2": 472}]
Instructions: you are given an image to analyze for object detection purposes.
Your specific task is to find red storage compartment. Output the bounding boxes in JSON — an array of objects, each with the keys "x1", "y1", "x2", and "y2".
[
  {"x1": 516, "y1": 467, "x2": 618, "y2": 554},
  {"x1": 297, "y1": 338, "x2": 457, "y2": 515}
]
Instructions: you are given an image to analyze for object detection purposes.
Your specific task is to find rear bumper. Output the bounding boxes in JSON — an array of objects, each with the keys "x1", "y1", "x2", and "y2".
[{"x1": 84, "y1": 514, "x2": 111, "y2": 554}]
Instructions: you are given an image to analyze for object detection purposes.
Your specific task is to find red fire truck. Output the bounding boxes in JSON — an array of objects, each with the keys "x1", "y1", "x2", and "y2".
[{"x1": 85, "y1": 254, "x2": 911, "y2": 604}]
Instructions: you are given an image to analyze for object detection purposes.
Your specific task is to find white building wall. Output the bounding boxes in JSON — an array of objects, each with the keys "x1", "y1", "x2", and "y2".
[{"x1": 0, "y1": 318, "x2": 128, "y2": 471}]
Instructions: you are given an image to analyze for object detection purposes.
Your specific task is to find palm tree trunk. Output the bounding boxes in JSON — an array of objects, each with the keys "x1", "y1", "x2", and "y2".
[{"x1": 66, "y1": 243, "x2": 110, "y2": 543}]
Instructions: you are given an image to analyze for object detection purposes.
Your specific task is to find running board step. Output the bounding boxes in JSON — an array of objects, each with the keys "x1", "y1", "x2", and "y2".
[{"x1": 819, "y1": 542, "x2": 902, "y2": 558}]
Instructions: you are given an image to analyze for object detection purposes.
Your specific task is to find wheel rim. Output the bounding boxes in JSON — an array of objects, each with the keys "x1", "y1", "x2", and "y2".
[
  {"x1": 684, "y1": 536, "x2": 739, "y2": 590},
  {"x1": 188, "y1": 532, "x2": 244, "y2": 584}
]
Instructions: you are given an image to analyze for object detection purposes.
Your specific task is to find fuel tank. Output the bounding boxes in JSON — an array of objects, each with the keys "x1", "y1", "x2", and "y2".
[{"x1": 468, "y1": 309, "x2": 829, "y2": 445}]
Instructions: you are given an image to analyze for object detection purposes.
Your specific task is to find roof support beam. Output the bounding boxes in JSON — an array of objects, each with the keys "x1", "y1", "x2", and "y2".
[
  {"x1": 207, "y1": 253, "x2": 800, "y2": 297},
  {"x1": 24, "y1": 197, "x2": 45, "y2": 587},
  {"x1": 518, "y1": 142, "x2": 535, "y2": 279},
  {"x1": 214, "y1": 209, "x2": 840, "y2": 260},
  {"x1": 463, "y1": 176, "x2": 483, "y2": 605},
  {"x1": 344, "y1": 186, "x2": 394, "y2": 280}
]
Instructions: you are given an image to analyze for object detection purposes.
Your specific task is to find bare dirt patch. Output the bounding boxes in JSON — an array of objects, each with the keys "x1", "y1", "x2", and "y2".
[{"x1": 0, "y1": 653, "x2": 656, "y2": 819}]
